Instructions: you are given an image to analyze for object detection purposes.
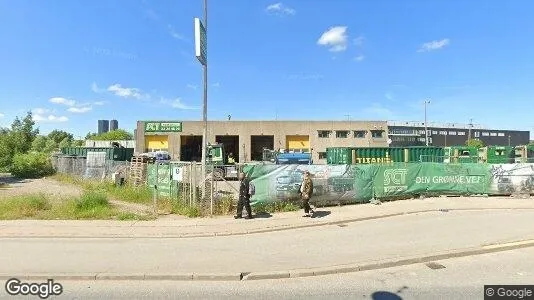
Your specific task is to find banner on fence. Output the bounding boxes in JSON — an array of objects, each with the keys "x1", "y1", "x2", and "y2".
[{"x1": 243, "y1": 163, "x2": 534, "y2": 204}]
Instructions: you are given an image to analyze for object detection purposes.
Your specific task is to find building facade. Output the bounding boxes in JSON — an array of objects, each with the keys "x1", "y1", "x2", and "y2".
[
  {"x1": 110, "y1": 119, "x2": 119, "y2": 131},
  {"x1": 97, "y1": 120, "x2": 109, "y2": 135},
  {"x1": 135, "y1": 120, "x2": 389, "y2": 163},
  {"x1": 387, "y1": 121, "x2": 530, "y2": 147}
]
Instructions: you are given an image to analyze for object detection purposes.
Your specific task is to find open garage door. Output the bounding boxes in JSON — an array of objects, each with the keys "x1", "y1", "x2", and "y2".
[
  {"x1": 286, "y1": 135, "x2": 310, "y2": 152},
  {"x1": 180, "y1": 135, "x2": 202, "y2": 162},
  {"x1": 251, "y1": 135, "x2": 274, "y2": 161},
  {"x1": 215, "y1": 135, "x2": 239, "y2": 163}
]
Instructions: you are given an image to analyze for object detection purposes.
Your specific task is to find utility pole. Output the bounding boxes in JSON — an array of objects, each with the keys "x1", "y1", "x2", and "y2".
[
  {"x1": 424, "y1": 100, "x2": 431, "y2": 146},
  {"x1": 468, "y1": 118, "x2": 473, "y2": 144},
  {"x1": 344, "y1": 114, "x2": 351, "y2": 121}
]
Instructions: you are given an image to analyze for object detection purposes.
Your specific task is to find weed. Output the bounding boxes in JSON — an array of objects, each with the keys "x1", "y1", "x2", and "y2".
[{"x1": 0, "y1": 194, "x2": 51, "y2": 219}]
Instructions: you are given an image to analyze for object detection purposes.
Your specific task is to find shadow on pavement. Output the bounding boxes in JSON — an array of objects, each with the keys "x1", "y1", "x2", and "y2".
[
  {"x1": 311, "y1": 210, "x2": 331, "y2": 218},
  {"x1": 254, "y1": 212, "x2": 273, "y2": 219},
  {"x1": 371, "y1": 291, "x2": 403, "y2": 300}
]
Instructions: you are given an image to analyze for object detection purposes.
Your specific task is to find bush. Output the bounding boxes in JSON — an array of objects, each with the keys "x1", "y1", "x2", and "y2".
[{"x1": 10, "y1": 152, "x2": 55, "y2": 178}]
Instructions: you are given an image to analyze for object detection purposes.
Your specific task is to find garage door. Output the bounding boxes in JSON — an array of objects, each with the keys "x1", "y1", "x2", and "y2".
[
  {"x1": 286, "y1": 135, "x2": 310, "y2": 152},
  {"x1": 145, "y1": 135, "x2": 169, "y2": 152}
]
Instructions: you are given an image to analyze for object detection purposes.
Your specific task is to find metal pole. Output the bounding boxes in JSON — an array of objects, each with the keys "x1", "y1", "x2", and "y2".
[
  {"x1": 200, "y1": 0, "x2": 208, "y2": 181},
  {"x1": 424, "y1": 100, "x2": 430, "y2": 146},
  {"x1": 468, "y1": 118, "x2": 473, "y2": 143}
]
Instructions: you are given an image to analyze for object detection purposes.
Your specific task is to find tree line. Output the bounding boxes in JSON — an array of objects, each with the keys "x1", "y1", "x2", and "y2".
[{"x1": 0, "y1": 112, "x2": 133, "y2": 177}]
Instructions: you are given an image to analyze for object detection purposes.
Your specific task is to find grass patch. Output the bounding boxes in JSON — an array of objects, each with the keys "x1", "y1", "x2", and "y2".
[
  {"x1": 51, "y1": 174, "x2": 153, "y2": 205},
  {"x1": 0, "y1": 194, "x2": 51, "y2": 219},
  {"x1": 0, "y1": 191, "x2": 150, "y2": 220}
]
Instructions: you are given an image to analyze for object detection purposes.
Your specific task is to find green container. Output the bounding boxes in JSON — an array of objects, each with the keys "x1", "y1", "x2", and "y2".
[
  {"x1": 482, "y1": 146, "x2": 515, "y2": 164},
  {"x1": 326, "y1": 147, "x2": 445, "y2": 165},
  {"x1": 444, "y1": 146, "x2": 478, "y2": 163},
  {"x1": 60, "y1": 147, "x2": 134, "y2": 161}
]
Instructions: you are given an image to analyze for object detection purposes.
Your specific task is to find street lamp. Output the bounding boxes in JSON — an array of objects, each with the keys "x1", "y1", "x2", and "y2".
[
  {"x1": 424, "y1": 100, "x2": 431, "y2": 146},
  {"x1": 194, "y1": 0, "x2": 208, "y2": 178}
]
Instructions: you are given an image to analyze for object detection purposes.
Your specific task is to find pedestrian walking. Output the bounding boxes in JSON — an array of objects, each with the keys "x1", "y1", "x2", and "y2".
[
  {"x1": 300, "y1": 170, "x2": 315, "y2": 217},
  {"x1": 235, "y1": 172, "x2": 254, "y2": 219}
]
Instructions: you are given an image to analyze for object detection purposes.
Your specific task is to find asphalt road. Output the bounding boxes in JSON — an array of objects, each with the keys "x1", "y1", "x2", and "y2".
[
  {"x1": 2, "y1": 210, "x2": 534, "y2": 275},
  {"x1": 4, "y1": 246, "x2": 534, "y2": 300}
]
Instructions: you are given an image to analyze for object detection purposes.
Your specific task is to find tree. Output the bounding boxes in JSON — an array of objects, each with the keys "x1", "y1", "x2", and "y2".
[
  {"x1": 44, "y1": 139, "x2": 58, "y2": 153},
  {"x1": 10, "y1": 112, "x2": 39, "y2": 154},
  {"x1": 59, "y1": 137, "x2": 71, "y2": 148},
  {"x1": 91, "y1": 129, "x2": 133, "y2": 141},
  {"x1": 466, "y1": 138, "x2": 484, "y2": 148},
  {"x1": 31, "y1": 136, "x2": 48, "y2": 152},
  {"x1": 48, "y1": 130, "x2": 73, "y2": 145}
]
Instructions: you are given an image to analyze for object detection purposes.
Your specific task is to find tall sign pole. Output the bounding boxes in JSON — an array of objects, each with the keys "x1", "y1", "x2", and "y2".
[
  {"x1": 424, "y1": 100, "x2": 431, "y2": 146},
  {"x1": 194, "y1": 0, "x2": 208, "y2": 178}
]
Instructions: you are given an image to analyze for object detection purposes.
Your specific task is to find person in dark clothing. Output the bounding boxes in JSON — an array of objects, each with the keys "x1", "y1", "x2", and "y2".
[
  {"x1": 235, "y1": 172, "x2": 253, "y2": 219},
  {"x1": 300, "y1": 171, "x2": 315, "y2": 217}
]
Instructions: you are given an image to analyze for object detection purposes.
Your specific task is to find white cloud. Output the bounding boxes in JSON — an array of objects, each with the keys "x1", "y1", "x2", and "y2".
[
  {"x1": 266, "y1": 3, "x2": 296, "y2": 15},
  {"x1": 186, "y1": 84, "x2": 198, "y2": 90},
  {"x1": 286, "y1": 73, "x2": 323, "y2": 80},
  {"x1": 354, "y1": 55, "x2": 365, "y2": 62},
  {"x1": 385, "y1": 92, "x2": 394, "y2": 100},
  {"x1": 353, "y1": 36, "x2": 365, "y2": 46},
  {"x1": 93, "y1": 101, "x2": 106, "y2": 106},
  {"x1": 212, "y1": 82, "x2": 221, "y2": 88},
  {"x1": 168, "y1": 25, "x2": 187, "y2": 41},
  {"x1": 68, "y1": 106, "x2": 92, "y2": 113},
  {"x1": 317, "y1": 26, "x2": 348, "y2": 52},
  {"x1": 363, "y1": 103, "x2": 396, "y2": 119},
  {"x1": 91, "y1": 82, "x2": 103, "y2": 93},
  {"x1": 50, "y1": 97, "x2": 76, "y2": 106},
  {"x1": 107, "y1": 84, "x2": 147, "y2": 99},
  {"x1": 417, "y1": 38, "x2": 450, "y2": 52},
  {"x1": 161, "y1": 98, "x2": 199, "y2": 110},
  {"x1": 0, "y1": 113, "x2": 4, "y2": 118},
  {"x1": 33, "y1": 114, "x2": 69, "y2": 123},
  {"x1": 32, "y1": 108, "x2": 51, "y2": 115}
]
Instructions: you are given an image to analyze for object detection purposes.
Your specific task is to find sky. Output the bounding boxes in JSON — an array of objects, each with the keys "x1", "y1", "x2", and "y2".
[{"x1": 1, "y1": 0, "x2": 534, "y2": 137}]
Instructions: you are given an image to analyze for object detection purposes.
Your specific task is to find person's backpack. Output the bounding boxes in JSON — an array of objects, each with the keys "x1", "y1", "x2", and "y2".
[{"x1": 249, "y1": 182, "x2": 255, "y2": 196}]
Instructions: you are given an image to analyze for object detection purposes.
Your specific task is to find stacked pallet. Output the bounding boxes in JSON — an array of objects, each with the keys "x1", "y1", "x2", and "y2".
[{"x1": 129, "y1": 156, "x2": 149, "y2": 186}]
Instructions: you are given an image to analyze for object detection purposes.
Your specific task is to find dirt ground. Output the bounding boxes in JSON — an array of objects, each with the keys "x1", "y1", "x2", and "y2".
[{"x1": 0, "y1": 174, "x2": 150, "y2": 215}]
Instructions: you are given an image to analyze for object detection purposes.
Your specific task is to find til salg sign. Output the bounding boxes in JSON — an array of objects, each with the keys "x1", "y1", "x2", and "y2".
[{"x1": 144, "y1": 122, "x2": 182, "y2": 132}]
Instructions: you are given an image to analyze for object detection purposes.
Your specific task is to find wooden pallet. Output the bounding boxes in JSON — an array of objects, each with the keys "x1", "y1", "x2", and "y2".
[{"x1": 129, "y1": 156, "x2": 148, "y2": 186}]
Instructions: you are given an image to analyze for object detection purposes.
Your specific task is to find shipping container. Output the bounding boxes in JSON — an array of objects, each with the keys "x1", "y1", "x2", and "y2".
[
  {"x1": 60, "y1": 147, "x2": 134, "y2": 161},
  {"x1": 513, "y1": 145, "x2": 534, "y2": 163},
  {"x1": 326, "y1": 147, "x2": 444, "y2": 165},
  {"x1": 443, "y1": 146, "x2": 479, "y2": 163},
  {"x1": 479, "y1": 146, "x2": 515, "y2": 164}
]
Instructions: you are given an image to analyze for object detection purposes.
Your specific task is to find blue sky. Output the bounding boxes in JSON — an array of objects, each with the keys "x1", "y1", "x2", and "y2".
[{"x1": 1, "y1": 0, "x2": 533, "y2": 137}]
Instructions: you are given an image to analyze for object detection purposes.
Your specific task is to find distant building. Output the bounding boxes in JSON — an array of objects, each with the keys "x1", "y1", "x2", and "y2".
[
  {"x1": 110, "y1": 120, "x2": 119, "y2": 131},
  {"x1": 98, "y1": 120, "x2": 109, "y2": 135},
  {"x1": 387, "y1": 121, "x2": 530, "y2": 147}
]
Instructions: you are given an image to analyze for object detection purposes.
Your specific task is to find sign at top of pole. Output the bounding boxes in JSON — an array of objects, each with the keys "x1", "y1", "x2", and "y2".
[{"x1": 194, "y1": 17, "x2": 207, "y2": 66}]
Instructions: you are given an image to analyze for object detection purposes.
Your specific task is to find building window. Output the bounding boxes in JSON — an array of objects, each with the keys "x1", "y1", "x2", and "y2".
[
  {"x1": 318, "y1": 130, "x2": 331, "y2": 138},
  {"x1": 482, "y1": 132, "x2": 490, "y2": 136},
  {"x1": 490, "y1": 132, "x2": 497, "y2": 137},
  {"x1": 440, "y1": 131, "x2": 447, "y2": 135},
  {"x1": 432, "y1": 131, "x2": 438, "y2": 135},
  {"x1": 354, "y1": 130, "x2": 366, "y2": 138},
  {"x1": 336, "y1": 130, "x2": 349, "y2": 138},
  {"x1": 318, "y1": 152, "x2": 327, "y2": 159},
  {"x1": 419, "y1": 130, "x2": 426, "y2": 135},
  {"x1": 498, "y1": 133, "x2": 505, "y2": 137},
  {"x1": 458, "y1": 131, "x2": 466, "y2": 136},
  {"x1": 449, "y1": 131, "x2": 457, "y2": 135},
  {"x1": 475, "y1": 132, "x2": 480, "y2": 138},
  {"x1": 371, "y1": 130, "x2": 385, "y2": 138},
  {"x1": 418, "y1": 137, "x2": 426, "y2": 142}
]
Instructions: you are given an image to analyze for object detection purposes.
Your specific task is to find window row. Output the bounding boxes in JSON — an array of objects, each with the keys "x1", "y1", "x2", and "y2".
[{"x1": 318, "y1": 130, "x2": 385, "y2": 139}]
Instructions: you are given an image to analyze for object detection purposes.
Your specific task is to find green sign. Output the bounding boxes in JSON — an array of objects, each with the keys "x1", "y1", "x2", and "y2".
[{"x1": 144, "y1": 122, "x2": 182, "y2": 132}]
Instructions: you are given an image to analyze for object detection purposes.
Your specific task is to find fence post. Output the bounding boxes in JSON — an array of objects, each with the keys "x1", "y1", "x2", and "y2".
[
  {"x1": 153, "y1": 185, "x2": 158, "y2": 216},
  {"x1": 210, "y1": 165, "x2": 214, "y2": 216}
]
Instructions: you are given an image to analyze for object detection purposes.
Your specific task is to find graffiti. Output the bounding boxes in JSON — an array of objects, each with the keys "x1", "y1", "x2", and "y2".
[{"x1": 489, "y1": 164, "x2": 534, "y2": 194}]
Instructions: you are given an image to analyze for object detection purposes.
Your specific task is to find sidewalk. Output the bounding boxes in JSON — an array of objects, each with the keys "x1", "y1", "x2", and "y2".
[{"x1": 1, "y1": 196, "x2": 533, "y2": 238}]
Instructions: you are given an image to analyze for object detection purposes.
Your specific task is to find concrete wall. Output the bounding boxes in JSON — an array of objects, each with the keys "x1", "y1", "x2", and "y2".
[{"x1": 137, "y1": 120, "x2": 389, "y2": 163}]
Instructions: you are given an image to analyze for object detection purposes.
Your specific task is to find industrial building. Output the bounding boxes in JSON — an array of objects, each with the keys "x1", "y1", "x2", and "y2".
[
  {"x1": 388, "y1": 121, "x2": 529, "y2": 147},
  {"x1": 135, "y1": 120, "x2": 530, "y2": 164},
  {"x1": 135, "y1": 120, "x2": 389, "y2": 163}
]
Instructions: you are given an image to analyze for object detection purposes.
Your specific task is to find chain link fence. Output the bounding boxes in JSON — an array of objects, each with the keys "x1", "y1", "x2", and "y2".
[{"x1": 52, "y1": 154, "x2": 129, "y2": 180}]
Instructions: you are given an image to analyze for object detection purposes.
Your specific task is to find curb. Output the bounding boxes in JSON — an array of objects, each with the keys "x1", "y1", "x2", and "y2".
[
  {"x1": 2, "y1": 207, "x2": 534, "y2": 239},
  {"x1": 2, "y1": 239, "x2": 533, "y2": 282}
]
